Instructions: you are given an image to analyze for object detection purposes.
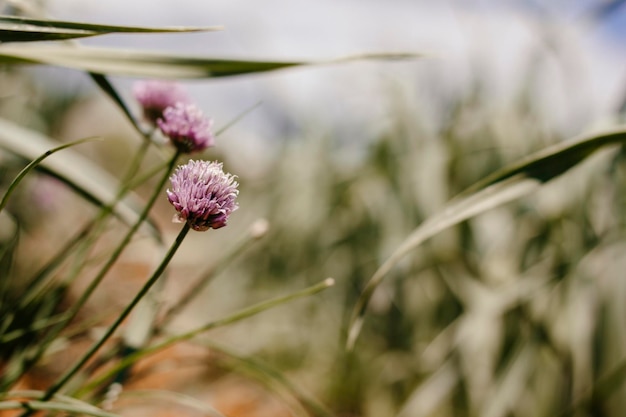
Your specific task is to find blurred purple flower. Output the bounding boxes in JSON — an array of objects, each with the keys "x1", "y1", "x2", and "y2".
[
  {"x1": 167, "y1": 160, "x2": 239, "y2": 231},
  {"x1": 133, "y1": 80, "x2": 191, "y2": 124},
  {"x1": 157, "y1": 103, "x2": 215, "y2": 153}
]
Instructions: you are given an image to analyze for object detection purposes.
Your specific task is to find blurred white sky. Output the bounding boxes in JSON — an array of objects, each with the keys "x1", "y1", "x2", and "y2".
[{"x1": 30, "y1": 0, "x2": 626, "y2": 162}]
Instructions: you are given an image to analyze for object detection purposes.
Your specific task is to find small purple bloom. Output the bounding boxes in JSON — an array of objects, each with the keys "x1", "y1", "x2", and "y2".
[
  {"x1": 167, "y1": 160, "x2": 239, "y2": 231},
  {"x1": 157, "y1": 103, "x2": 215, "y2": 154},
  {"x1": 133, "y1": 80, "x2": 191, "y2": 124}
]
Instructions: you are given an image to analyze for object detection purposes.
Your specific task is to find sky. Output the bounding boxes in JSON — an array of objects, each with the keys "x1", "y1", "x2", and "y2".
[{"x1": 25, "y1": 0, "x2": 626, "y2": 151}]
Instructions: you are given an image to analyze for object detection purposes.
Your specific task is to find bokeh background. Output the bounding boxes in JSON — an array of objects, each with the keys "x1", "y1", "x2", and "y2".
[{"x1": 4, "y1": 1, "x2": 626, "y2": 416}]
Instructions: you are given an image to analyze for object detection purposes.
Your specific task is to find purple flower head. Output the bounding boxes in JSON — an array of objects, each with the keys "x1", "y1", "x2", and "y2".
[
  {"x1": 167, "y1": 160, "x2": 239, "y2": 231},
  {"x1": 133, "y1": 80, "x2": 191, "y2": 124},
  {"x1": 157, "y1": 103, "x2": 215, "y2": 154}
]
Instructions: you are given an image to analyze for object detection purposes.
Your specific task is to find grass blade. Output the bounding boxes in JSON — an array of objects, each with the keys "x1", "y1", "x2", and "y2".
[
  {"x1": 0, "y1": 45, "x2": 420, "y2": 79},
  {"x1": 0, "y1": 14, "x2": 220, "y2": 42}
]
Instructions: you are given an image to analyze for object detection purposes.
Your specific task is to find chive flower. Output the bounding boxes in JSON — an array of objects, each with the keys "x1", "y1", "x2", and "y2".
[
  {"x1": 167, "y1": 160, "x2": 239, "y2": 231},
  {"x1": 157, "y1": 103, "x2": 215, "y2": 153},
  {"x1": 133, "y1": 80, "x2": 191, "y2": 124}
]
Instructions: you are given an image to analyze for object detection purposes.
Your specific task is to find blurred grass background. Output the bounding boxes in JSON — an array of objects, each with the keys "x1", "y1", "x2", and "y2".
[{"x1": 3, "y1": 1, "x2": 626, "y2": 417}]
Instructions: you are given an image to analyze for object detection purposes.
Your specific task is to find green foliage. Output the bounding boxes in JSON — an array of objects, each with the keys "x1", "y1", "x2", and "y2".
[
  {"x1": 348, "y1": 127, "x2": 626, "y2": 350},
  {"x1": 1, "y1": 6, "x2": 626, "y2": 417},
  {"x1": 233, "y1": 87, "x2": 626, "y2": 415}
]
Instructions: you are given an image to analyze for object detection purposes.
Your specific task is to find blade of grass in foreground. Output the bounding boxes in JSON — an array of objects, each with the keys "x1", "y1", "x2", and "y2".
[
  {"x1": 347, "y1": 127, "x2": 626, "y2": 349},
  {"x1": 0, "y1": 14, "x2": 221, "y2": 43},
  {"x1": 0, "y1": 44, "x2": 421, "y2": 79}
]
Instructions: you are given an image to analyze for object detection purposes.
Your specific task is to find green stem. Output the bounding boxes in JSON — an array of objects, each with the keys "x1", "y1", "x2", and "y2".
[{"x1": 41, "y1": 223, "x2": 191, "y2": 401}]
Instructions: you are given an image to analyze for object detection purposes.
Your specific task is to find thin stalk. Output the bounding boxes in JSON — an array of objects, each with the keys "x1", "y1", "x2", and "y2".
[
  {"x1": 40, "y1": 222, "x2": 191, "y2": 402},
  {"x1": 77, "y1": 278, "x2": 335, "y2": 397}
]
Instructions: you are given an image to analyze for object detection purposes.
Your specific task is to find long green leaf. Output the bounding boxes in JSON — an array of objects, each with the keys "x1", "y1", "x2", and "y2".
[
  {"x1": 0, "y1": 15, "x2": 220, "y2": 43},
  {"x1": 88, "y1": 73, "x2": 146, "y2": 137},
  {"x1": 0, "y1": 44, "x2": 419, "y2": 78},
  {"x1": 347, "y1": 127, "x2": 626, "y2": 349},
  {"x1": 0, "y1": 118, "x2": 160, "y2": 238}
]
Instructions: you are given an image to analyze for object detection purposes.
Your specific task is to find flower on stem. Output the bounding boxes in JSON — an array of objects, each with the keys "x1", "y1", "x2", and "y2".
[
  {"x1": 167, "y1": 160, "x2": 239, "y2": 231},
  {"x1": 133, "y1": 80, "x2": 191, "y2": 124},
  {"x1": 158, "y1": 103, "x2": 215, "y2": 153}
]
